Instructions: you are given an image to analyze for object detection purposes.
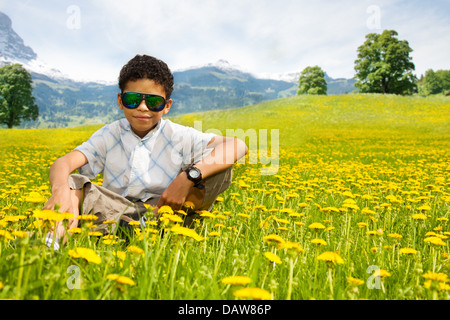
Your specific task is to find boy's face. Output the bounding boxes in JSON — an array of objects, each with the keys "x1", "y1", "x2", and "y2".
[{"x1": 117, "y1": 78, "x2": 172, "y2": 138}]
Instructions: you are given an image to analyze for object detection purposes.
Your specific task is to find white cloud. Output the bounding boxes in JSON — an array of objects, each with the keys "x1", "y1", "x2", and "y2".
[{"x1": 0, "y1": 0, "x2": 448, "y2": 82}]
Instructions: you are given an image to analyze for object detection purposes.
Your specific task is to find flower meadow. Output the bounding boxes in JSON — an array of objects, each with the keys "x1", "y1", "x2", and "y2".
[{"x1": 0, "y1": 94, "x2": 449, "y2": 300}]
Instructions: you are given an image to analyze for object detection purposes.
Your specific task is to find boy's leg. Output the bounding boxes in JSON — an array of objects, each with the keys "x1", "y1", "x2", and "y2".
[{"x1": 66, "y1": 174, "x2": 147, "y2": 234}]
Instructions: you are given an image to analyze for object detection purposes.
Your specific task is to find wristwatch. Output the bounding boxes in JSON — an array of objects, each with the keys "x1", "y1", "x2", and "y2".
[{"x1": 184, "y1": 165, "x2": 205, "y2": 189}]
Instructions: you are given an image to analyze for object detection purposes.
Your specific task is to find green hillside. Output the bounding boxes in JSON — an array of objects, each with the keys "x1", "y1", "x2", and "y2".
[{"x1": 171, "y1": 94, "x2": 450, "y2": 149}]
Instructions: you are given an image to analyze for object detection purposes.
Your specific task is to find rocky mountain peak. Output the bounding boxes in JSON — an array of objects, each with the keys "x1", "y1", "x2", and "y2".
[{"x1": 0, "y1": 11, "x2": 37, "y2": 62}]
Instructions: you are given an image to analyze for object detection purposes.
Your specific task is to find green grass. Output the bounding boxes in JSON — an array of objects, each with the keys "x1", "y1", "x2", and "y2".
[{"x1": 0, "y1": 93, "x2": 449, "y2": 300}]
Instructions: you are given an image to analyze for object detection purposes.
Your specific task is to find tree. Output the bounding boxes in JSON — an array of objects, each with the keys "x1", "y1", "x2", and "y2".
[
  {"x1": 0, "y1": 64, "x2": 38, "y2": 128},
  {"x1": 297, "y1": 66, "x2": 327, "y2": 95},
  {"x1": 418, "y1": 69, "x2": 450, "y2": 95},
  {"x1": 354, "y1": 30, "x2": 416, "y2": 95}
]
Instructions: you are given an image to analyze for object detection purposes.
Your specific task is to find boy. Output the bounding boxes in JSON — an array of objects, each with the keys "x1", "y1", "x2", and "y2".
[{"x1": 43, "y1": 54, "x2": 248, "y2": 246}]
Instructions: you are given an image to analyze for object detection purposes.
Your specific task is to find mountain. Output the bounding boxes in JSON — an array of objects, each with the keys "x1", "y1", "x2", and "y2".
[
  {"x1": 0, "y1": 11, "x2": 36, "y2": 61},
  {"x1": 0, "y1": 11, "x2": 356, "y2": 129},
  {"x1": 170, "y1": 60, "x2": 297, "y2": 115}
]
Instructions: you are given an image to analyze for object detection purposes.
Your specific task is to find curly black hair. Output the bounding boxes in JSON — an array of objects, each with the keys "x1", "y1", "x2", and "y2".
[{"x1": 118, "y1": 54, "x2": 174, "y2": 99}]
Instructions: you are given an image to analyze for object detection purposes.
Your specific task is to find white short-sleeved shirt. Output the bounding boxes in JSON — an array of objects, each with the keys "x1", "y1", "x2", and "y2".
[{"x1": 75, "y1": 118, "x2": 216, "y2": 202}]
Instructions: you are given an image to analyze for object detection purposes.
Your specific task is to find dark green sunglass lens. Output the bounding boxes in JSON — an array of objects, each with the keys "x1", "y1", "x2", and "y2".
[
  {"x1": 145, "y1": 96, "x2": 165, "y2": 108},
  {"x1": 123, "y1": 93, "x2": 142, "y2": 108}
]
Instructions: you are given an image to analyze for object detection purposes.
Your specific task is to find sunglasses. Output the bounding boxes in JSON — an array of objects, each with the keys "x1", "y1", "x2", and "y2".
[{"x1": 120, "y1": 92, "x2": 167, "y2": 112}]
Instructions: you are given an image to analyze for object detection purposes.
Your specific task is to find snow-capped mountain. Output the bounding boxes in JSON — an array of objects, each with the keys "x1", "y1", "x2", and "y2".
[
  {"x1": 0, "y1": 11, "x2": 68, "y2": 80},
  {"x1": 177, "y1": 59, "x2": 301, "y2": 83},
  {"x1": 0, "y1": 11, "x2": 35, "y2": 61}
]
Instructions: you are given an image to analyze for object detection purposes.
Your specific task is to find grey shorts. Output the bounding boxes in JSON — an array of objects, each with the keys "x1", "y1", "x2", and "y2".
[{"x1": 68, "y1": 167, "x2": 232, "y2": 234}]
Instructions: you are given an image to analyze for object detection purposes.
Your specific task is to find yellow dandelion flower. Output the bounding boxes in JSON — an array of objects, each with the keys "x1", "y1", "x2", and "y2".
[
  {"x1": 145, "y1": 227, "x2": 159, "y2": 234},
  {"x1": 215, "y1": 196, "x2": 224, "y2": 202},
  {"x1": 208, "y1": 231, "x2": 220, "y2": 237},
  {"x1": 77, "y1": 214, "x2": 98, "y2": 221},
  {"x1": 422, "y1": 271, "x2": 449, "y2": 283},
  {"x1": 347, "y1": 277, "x2": 365, "y2": 286},
  {"x1": 273, "y1": 217, "x2": 290, "y2": 224},
  {"x1": 263, "y1": 234, "x2": 284, "y2": 244},
  {"x1": 25, "y1": 191, "x2": 47, "y2": 204},
  {"x1": 102, "y1": 220, "x2": 117, "y2": 224},
  {"x1": 399, "y1": 248, "x2": 418, "y2": 255},
  {"x1": 12, "y1": 231, "x2": 29, "y2": 238},
  {"x1": 68, "y1": 227, "x2": 81, "y2": 234},
  {"x1": 3, "y1": 215, "x2": 27, "y2": 222},
  {"x1": 198, "y1": 211, "x2": 216, "y2": 218},
  {"x1": 372, "y1": 269, "x2": 391, "y2": 278},
  {"x1": 143, "y1": 203, "x2": 154, "y2": 211},
  {"x1": 361, "y1": 208, "x2": 376, "y2": 215},
  {"x1": 127, "y1": 245, "x2": 145, "y2": 256},
  {"x1": 170, "y1": 224, "x2": 204, "y2": 241},
  {"x1": 311, "y1": 238, "x2": 327, "y2": 246},
  {"x1": 88, "y1": 231, "x2": 103, "y2": 237},
  {"x1": 412, "y1": 213, "x2": 427, "y2": 220},
  {"x1": 288, "y1": 212, "x2": 304, "y2": 218},
  {"x1": 158, "y1": 205, "x2": 174, "y2": 215},
  {"x1": 417, "y1": 205, "x2": 431, "y2": 211},
  {"x1": 233, "y1": 287, "x2": 272, "y2": 300},
  {"x1": 183, "y1": 201, "x2": 195, "y2": 210},
  {"x1": 278, "y1": 241, "x2": 304, "y2": 253},
  {"x1": 264, "y1": 252, "x2": 282, "y2": 264},
  {"x1": 32, "y1": 209, "x2": 73, "y2": 221},
  {"x1": 221, "y1": 276, "x2": 252, "y2": 286},
  {"x1": 103, "y1": 239, "x2": 118, "y2": 245},
  {"x1": 160, "y1": 213, "x2": 184, "y2": 223},
  {"x1": 68, "y1": 247, "x2": 101, "y2": 264},
  {"x1": 0, "y1": 229, "x2": 14, "y2": 241},
  {"x1": 424, "y1": 236, "x2": 446, "y2": 246},
  {"x1": 107, "y1": 274, "x2": 136, "y2": 286},
  {"x1": 308, "y1": 222, "x2": 326, "y2": 230},
  {"x1": 387, "y1": 233, "x2": 403, "y2": 240},
  {"x1": 86, "y1": 222, "x2": 97, "y2": 229},
  {"x1": 317, "y1": 251, "x2": 344, "y2": 264}
]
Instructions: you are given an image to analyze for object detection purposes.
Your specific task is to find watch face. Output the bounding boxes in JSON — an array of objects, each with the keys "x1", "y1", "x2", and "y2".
[{"x1": 189, "y1": 168, "x2": 201, "y2": 179}]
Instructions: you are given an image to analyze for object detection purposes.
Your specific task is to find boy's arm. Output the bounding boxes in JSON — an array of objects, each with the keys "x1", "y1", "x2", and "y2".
[
  {"x1": 43, "y1": 150, "x2": 88, "y2": 214},
  {"x1": 156, "y1": 136, "x2": 248, "y2": 211}
]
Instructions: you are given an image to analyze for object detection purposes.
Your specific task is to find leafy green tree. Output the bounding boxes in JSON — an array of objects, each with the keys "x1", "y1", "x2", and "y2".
[
  {"x1": 297, "y1": 66, "x2": 327, "y2": 95},
  {"x1": 418, "y1": 69, "x2": 450, "y2": 95},
  {"x1": 354, "y1": 30, "x2": 416, "y2": 95},
  {"x1": 0, "y1": 64, "x2": 38, "y2": 128}
]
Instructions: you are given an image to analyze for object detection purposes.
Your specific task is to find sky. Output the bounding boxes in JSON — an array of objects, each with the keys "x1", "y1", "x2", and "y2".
[{"x1": 0, "y1": 0, "x2": 448, "y2": 83}]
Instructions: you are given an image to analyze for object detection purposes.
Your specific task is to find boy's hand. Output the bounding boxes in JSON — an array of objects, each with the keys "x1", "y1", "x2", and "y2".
[
  {"x1": 43, "y1": 187, "x2": 79, "y2": 244},
  {"x1": 43, "y1": 187, "x2": 74, "y2": 214},
  {"x1": 156, "y1": 172, "x2": 193, "y2": 212}
]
